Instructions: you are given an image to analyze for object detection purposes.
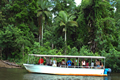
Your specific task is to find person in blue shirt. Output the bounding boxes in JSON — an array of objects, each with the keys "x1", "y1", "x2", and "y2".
[{"x1": 67, "y1": 58, "x2": 72, "y2": 68}]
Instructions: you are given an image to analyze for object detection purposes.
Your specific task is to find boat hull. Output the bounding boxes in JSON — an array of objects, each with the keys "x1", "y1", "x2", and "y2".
[{"x1": 23, "y1": 64, "x2": 107, "y2": 76}]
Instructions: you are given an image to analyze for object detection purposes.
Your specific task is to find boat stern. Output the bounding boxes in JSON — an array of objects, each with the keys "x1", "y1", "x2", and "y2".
[{"x1": 104, "y1": 68, "x2": 111, "y2": 75}]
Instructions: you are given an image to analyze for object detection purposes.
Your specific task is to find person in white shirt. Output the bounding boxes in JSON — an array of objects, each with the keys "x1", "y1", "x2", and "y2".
[
  {"x1": 91, "y1": 61, "x2": 94, "y2": 68},
  {"x1": 61, "y1": 59, "x2": 66, "y2": 67},
  {"x1": 52, "y1": 59, "x2": 57, "y2": 67},
  {"x1": 82, "y1": 59, "x2": 86, "y2": 68}
]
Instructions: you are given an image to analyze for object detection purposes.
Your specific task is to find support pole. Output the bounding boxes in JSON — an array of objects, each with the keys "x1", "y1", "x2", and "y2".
[
  {"x1": 78, "y1": 58, "x2": 79, "y2": 68},
  {"x1": 28, "y1": 55, "x2": 29, "y2": 64},
  {"x1": 91, "y1": 58, "x2": 92, "y2": 68},
  {"x1": 104, "y1": 58, "x2": 105, "y2": 69},
  {"x1": 40, "y1": 56, "x2": 41, "y2": 65}
]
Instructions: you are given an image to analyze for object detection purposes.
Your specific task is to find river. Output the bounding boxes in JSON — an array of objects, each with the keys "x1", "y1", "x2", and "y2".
[{"x1": 0, "y1": 68, "x2": 120, "y2": 80}]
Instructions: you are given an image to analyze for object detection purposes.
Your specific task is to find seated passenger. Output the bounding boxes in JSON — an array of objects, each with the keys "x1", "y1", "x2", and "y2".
[
  {"x1": 91, "y1": 61, "x2": 94, "y2": 68},
  {"x1": 86, "y1": 61, "x2": 89, "y2": 68},
  {"x1": 96, "y1": 59, "x2": 100, "y2": 69},
  {"x1": 72, "y1": 60, "x2": 74, "y2": 68},
  {"x1": 50, "y1": 58, "x2": 52, "y2": 66},
  {"x1": 44, "y1": 57, "x2": 50, "y2": 66},
  {"x1": 52, "y1": 59, "x2": 57, "y2": 67},
  {"x1": 67, "y1": 58, "x2": 72, "y2": 68},
  {"x1": 82, "y1": 59, "x2": 86, "y2": 68},
  {"x1": 100, "y1": 60, "x2": 103, "y2": 69},
  {"x1": 38, "y1": 57, "x2": 44, "y2": 65},
  {"x1": 75, "y1": 58, "x2": 78, "y2": 68},
  {"x1": 58, "y1": 62, "x2": 61, "y2": 67},
  {"x1": 61, "y1": 59, "x2": 66, "y2": 67}
]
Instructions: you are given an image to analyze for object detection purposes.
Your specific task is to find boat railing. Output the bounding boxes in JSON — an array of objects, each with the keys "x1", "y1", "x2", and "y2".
[
  {"x1": 59, "y1": 65, "x2": 104, "y2": 69},
  {"x1": 37, "y1": 64, "x2": 104, "y2": 69}
]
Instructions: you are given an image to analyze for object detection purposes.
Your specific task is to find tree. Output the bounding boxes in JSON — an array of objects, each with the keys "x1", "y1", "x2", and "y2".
[
  {"x1": 0, "y1": 25, "x2": 34, "y2": 59},
  {"x1": 37, "y1": 0, "x2": 52, "y2": 46},
  {"x1": 0, "y1": 0, "x2": 37, "y2": 59},
  {"x1": 77, "y1": 0, "x2": 116, "y2": 53},
  {"x1": 114, "y1": 0, "x2": 120, "y2": 21},
  {"x1": 56, "y1": 11, "x2": 78, "y2": 54},
  {"x1": 52, "y1": 0, "x2": 76, "y2": 15}
]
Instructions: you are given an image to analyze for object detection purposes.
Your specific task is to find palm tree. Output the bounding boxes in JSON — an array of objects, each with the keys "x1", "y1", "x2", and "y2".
[
  {"x1": 37, "y1": 0, "x2": 52, "y2": 46},
  {"x1": 57, "y1": 11, "x2": 78, "y2": 55}
]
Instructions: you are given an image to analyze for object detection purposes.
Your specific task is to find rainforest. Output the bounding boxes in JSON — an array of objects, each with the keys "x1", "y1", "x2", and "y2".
[{"x1": 0, "y1": 0, "x2": 120, "y2": 72}]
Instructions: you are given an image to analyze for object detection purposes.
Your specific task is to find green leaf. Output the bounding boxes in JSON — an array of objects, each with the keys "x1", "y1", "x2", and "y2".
[
  {"x1": 60, "y1": 21, "x2": 66, "y2": 26},
  {"x1": 37, "y1": 12, "x2": 42, "y2": 17}
]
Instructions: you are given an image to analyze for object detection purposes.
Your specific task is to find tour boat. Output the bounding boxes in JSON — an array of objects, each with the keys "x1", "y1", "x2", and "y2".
[{"x1": 23, "y1": 54, "x2": 111, "y2": 76}]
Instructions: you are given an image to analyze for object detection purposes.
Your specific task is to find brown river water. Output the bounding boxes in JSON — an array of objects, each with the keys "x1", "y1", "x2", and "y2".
[{"x1": 0, "y1": 68, "x2": 120, "y2": 80}]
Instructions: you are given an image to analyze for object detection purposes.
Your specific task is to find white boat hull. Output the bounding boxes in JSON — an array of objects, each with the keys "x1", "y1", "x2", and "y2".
[{"x1": 23, "y1": 64, "x2": 107, "y2": 76}]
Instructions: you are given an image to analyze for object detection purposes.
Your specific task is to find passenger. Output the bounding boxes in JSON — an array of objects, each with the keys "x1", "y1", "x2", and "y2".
[
  {"x1": 72, "y1": 60, "x2": 74, "y2": 68},
  {"x1": 52, "y1": 59, "x2": 57, "y2": 67},
  {"x1": 58, "y1": 62, "x2": 61, "y2": 67},
  {"x1": 82, "y1": 59, "x2": 86, "y2": 68},
  {"x1": 96, "y1": 59, "x2": 100, "y2": 69},
  {"x1": 95, "y1": 59, "x2": 97, "y2": 66},
  {"x1": 44, "y1": 57, "x2": 50, "y2": 66},
  {"x1": 100, "y1": 60, "x2": 103, "y2": 69},
  {"x1": 50, "y1": 58, "x2": 52, "y2": 66},
  {"x1": 86, "y1": 61, "x2": 89, "y2": 68},
  {"x1": 61, "y1": 59, "x2": 66, "y2": 67},
  {"x1": 67, "y1": 58, "x2": 72, "y2": 68},
  {"x1": 79, "y1": 60, "x2": 81, "y2": 68},
  {"x1": 38, "y1": 57, "x2": 44, "y2": 65},
  {"x1": 75, "y1": 58, "x2": 78, "y2": 68},
  {"x1": 91, "y1": 61, "x2": 94, "y2": 68}
]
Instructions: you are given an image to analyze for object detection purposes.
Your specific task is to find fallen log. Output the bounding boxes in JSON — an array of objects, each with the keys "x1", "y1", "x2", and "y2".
[{"x1": 2, "y1": 60, "x2": 20, "y2": 67}]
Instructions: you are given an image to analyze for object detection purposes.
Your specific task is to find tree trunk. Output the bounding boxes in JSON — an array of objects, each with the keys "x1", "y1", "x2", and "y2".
[
  {"x1": 88, "y1": 21, "x2": 96, "y2": 53},
  {"x1": 0, "y1": 47, "x2": 2, "y2": 60},
  {"x1": 52, "y1": 43, "x2": 54, "y2": 49},
  {"x1": 39, "y1": 35, "x2": 40, "y2": 47},
  {"x1": 65, "y1": 29, "x2": 67, "y2": 55},
  {"x1": 42, "y1": 23, "x2": 43, "y2": 46},
  {"x1": 38, "y1": 15, "x2": 43, "y2": 46},
  {"x1": 22, "y1": 44, "x2": 24, "y2": 57}
]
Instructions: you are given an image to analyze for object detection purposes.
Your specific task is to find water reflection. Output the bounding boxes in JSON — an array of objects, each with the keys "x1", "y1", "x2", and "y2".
[
  {"x1": 1, "y1": 68, "x2": 120, "y2": 80},
  {"x1": 23, "y1": 73, "x2": 109, "y2": 80}
]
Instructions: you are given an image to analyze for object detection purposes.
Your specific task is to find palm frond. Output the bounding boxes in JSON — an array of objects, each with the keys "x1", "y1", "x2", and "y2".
[
  {"x1": 59, "y1": 11, "x2": 68, "y2": 23},
  {"x1": 55, "y1": 16, "x2": 63, "y2": 22},
  {"x1": 60, "y1": 21, "x2": 66, "y2": 27},
  {"x1": 41, "y1": 1, "x2": 46, "y2": 10},
  {"x1": 44, "y1": 11, "x2": 51, "y2": 18},
  {"x1": 67, "y1": 21, "x2": 78, "y2": 27},
  {"x1": 37, "y1": 8, "x2": 42, "y2": 11},
  {"x1": 37, "y1": 0, "x2": 42, "y2": 6},
  {"x1": 38, "y1": 0, "x2": 53, "y2": 11},
  {"x1": 37, "y1": 12, "x2": 42, "y2": 17},
  {"x1": 68, "y1": 15, "x2": 76, "y2": 21}
]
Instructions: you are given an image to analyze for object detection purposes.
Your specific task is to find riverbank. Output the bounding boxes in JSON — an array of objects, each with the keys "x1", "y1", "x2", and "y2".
[{"x1": 0, "y1": 60, "x2": 21, "y2": 68}]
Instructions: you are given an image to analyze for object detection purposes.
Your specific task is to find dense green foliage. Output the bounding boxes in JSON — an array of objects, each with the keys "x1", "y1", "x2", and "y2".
[{"x1": 0, "y1": 0, "x2": 120, "y2": 72}]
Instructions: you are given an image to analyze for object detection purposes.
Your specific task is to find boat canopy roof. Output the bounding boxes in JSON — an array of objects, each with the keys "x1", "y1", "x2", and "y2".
[{"x1": 29, "y1": 54, "x2": 105, "y2": 59}]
